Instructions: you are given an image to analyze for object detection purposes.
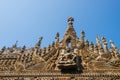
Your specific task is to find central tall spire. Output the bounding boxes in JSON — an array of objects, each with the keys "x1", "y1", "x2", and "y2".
[
  {"x1": 65, "y1": 17, "x2": 77, "y2": 37},
  {"x1": 61, "y1": 17, "x2": 78, "y2": 48}
]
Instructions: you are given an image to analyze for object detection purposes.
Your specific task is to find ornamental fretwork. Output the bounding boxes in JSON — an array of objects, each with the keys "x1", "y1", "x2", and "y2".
[{"x1": 0, "y1": 17, "x2": 120, "y2": 80}]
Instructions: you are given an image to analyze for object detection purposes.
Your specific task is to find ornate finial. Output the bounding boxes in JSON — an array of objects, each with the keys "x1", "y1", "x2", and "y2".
[
  {"x1": 35, "y1": 36, "x2": 43, "y2": 48},
  {"x1": 96, "y1": 35, "x2": 100, "y2": 45},
  {"x1": 102, "y1": 37, "x2": 107, "y2": 45},
  {"x1": 102, "y1": 37, "x2": 106, "y2": 41},
  {"x1": 80, "y1": 30, "x2": 85, "y2": 44},
  {"x1": 55, "y1": 32, "x2": 59, "y2": 39},
  {"x1": 38, "y1": 36, "x2": 43, "y2": 46},
  {"x1": 55, "y1": 32, "x2": 59, "y2": 42},
  {"x1": 81, "y1": 30, "x2": 85, "y2": 37},
  {"x1": 39, "y1": 36, "x2": 43, "y2": 41},
  {"x1": 13, "y1": 41, "x2": 18, "y2": 48},
  {"x1": 110, "y1": 40, "x2": 114, "y2": 44},
  {"x1": 68, "y1": 17, "x2": 74, "y2": 25},
  {"x1": 110, "y1": 40, "x2": 115, "y2": 48}
]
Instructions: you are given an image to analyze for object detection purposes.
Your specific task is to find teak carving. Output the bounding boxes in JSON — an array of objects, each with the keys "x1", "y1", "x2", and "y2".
[{"x1": 0, "y1": 17, "x2": 120, "y2": 80}]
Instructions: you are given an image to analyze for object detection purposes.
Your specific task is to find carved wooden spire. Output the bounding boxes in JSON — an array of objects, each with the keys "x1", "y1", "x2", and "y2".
[
  {"x1": 110, "y1": 40, "x2": 116, "y2": 49},
  {"x1": 81, "y1": 31, "x2": 85, "y2": 42},
  {"x1": 55, "y1": 32, "x2": 59, "y2": 42},
  {"x1": 96, "y1": 35, "x2": 101, "y2": 46},
  {"x1": 96, "y1": 35, "x2": 103, "y2": 50},
  {"x1": 35, "y1": 36, "x2": 43, "y2": 48},
  {"x1": 102, "y1": 37, "x2": 108, "y2": 53},
  {"x1": 13, "y1": 41, "x2": 18, "y2": 48},
  {"x1": 61, "y1": 17, "x2": 78, "y2": 48}
]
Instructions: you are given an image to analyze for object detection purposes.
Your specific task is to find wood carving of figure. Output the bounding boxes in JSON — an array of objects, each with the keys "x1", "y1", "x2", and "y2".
[
  {"x1": 64, "y1": 48, "x2": 72, "y2": 61},
  {"x1": 59, "y1": 49, "x2": 65, "y2": 62},
  {"x1": 58, "y1": 48, "x2": 76, "y2": 64}
]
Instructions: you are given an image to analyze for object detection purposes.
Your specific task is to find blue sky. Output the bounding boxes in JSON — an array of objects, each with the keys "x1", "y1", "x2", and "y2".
[{"x1": 0, "y1": 0, "x2": 120, "y2": 49}]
